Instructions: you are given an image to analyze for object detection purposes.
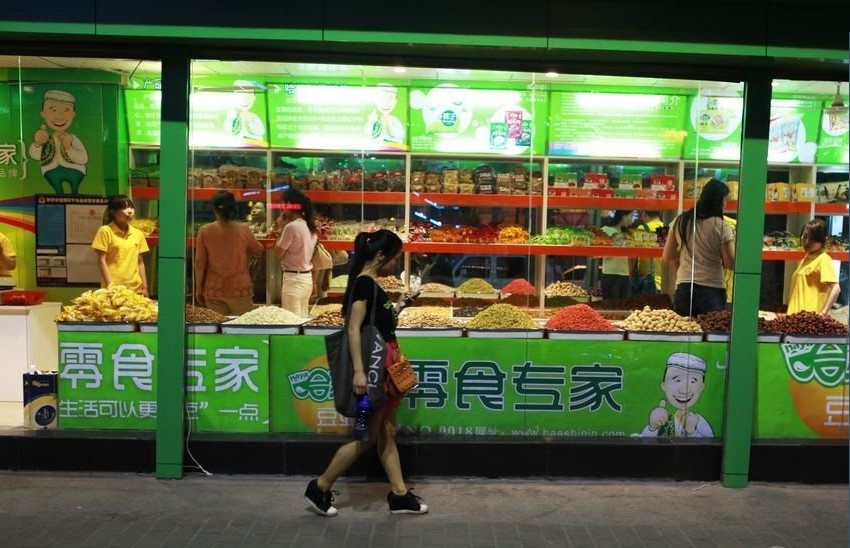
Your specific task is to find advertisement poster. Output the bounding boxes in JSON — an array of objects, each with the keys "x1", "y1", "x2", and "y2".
[
  {"x1": 276, "y1": 337, "x2": 727, "y2": 438},
  {"x1": 409, "y1": 84, "x2": 546, "y2": 156},
  {"x1": 58, "y1": 333, "x2": 270, "y2": 432},
  {"x1": 768, "y1": 98, "x2": 822, "y2": 164},
  {"x1": 125, "y1": 74, "x2": 268, "y2": 148},
  {"x1": 548, "y1": 92, "x2": 687, "y2": 159},
  {"x1": 34, "y1": 194, "x2": 106, "y2": 285},
  {"x1": 756, "y1": 343, "x2": 848, "y2": 439},
  {"x1": 816, "y1": 102, "x2": 849, "y2": 165},
  {"x1": 682, "y1": 95, "x2": 744, "y2": 161},
  {"x1": 267, "y1": 83, "x2": 409, "y2": 151}
]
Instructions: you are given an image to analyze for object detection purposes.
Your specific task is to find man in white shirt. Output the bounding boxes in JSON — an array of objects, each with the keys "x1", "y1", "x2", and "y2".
[
  {"x1": 29, "y1": 90, "x2": 89, "y2": 194},
  {"x1": 641, "y1": 352, "x2": 714, "y2": 438}
]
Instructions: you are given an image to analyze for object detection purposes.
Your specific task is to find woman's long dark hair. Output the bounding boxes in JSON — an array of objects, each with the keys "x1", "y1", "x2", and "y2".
[
  {"x1": 342, "y1": 229, "x2": 403, "y2": 316},
  {"x1": 676, "y1": 178, "x2": 729, "y2": 252},
  {"x1": 281, "y1": 188, "x2": 316, "y2": 234},
  {"x1": 102, "y1": 194, "x2": 134, "y2": 225}
]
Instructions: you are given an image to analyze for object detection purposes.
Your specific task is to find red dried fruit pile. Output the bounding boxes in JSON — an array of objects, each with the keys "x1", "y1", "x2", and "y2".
[
  {"x1": 501, "y1": 278, "x2": 536, "y2": 296},
  {"x1": 545, "y1": 304, "x2": 617, "y2": 331},
  {"x1": 763, "y1": 311, "x2": 848, "y2": 336},
  {"x1": 501, "y1": 293, "x2": 541, "y2": 307}
]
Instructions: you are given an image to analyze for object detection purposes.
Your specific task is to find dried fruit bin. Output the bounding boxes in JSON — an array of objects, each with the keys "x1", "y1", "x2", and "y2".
[
  {"x1": 56, "y1": 321, "x2": 138, "y2": 332},
  {"x1": 396, "y1": 327, "x2": 464, "y2": 338},
  {"x1": 220, "y1": 323, "x2": 303, "y2": 335},
  {"x1": 466, "y1": 328, "x2": 544, "y2": 339},
  {"x1": 626, "y1": 331, "x2": 704, "y2": 342},
  {"x1": 546, "y1": 330, "x2": 625, "y2": 341}
]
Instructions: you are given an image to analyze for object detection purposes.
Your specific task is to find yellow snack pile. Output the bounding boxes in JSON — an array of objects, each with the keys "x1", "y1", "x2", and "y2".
[
  {"x1": 467, "y1": 303, "x2": 540, "y2": 330},
  {"x1": 58, "y1": 285, "x2": 158, "y2": 322}
]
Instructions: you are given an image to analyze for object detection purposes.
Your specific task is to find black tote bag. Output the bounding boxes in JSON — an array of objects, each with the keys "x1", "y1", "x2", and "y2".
[{"x1": 324, "y1": 281, "x2": 388, "y2": 418}]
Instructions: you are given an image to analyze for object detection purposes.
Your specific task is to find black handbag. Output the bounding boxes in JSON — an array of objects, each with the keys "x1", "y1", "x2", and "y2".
[{"x1": 324, "y1": 280, "x2": 388, "y2": 417}]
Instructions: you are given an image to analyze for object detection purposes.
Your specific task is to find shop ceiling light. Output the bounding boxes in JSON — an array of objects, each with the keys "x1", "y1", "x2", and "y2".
[
  {"x1": 829, "y1": 82, "x2": 846, "y2": 109},
  {"x1": 546, "y1": 72, "x2": 559, "y2": 78}
]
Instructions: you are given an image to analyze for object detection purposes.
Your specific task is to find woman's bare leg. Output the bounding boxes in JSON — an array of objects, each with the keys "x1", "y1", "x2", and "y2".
[
  {"x1": 375, "y1": 406, "x2": 407, "y2": 494},
  {"x1": 316, "y1": 409, "x2": 382, "y2": 491}
]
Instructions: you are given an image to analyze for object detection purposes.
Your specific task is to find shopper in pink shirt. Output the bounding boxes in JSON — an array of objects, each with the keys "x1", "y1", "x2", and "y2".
[
  {"x1": 275, "y1": 188, "x2": 318, "y2": 317},
  {"x1": 194, "y1": 191, "x2": 264, "y2": 315}
]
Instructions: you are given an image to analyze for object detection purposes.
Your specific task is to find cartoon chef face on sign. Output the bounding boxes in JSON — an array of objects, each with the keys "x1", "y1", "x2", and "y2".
[{"x1": 410, "y1": 84, "x2": 473, "y2": 136}]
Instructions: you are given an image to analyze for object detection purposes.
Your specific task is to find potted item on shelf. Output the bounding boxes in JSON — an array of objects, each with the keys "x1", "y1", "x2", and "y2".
[
  {"x1": 129, "y1": 168, "x2": 148, "y2": 187},
  {"x1": 441, "y1": 168, "x2": 460, "y2": 194},
  {"x1": 496, "y1": 173, "x2": 513, "y2": 194},
  {"x1": 792, "y1": 182, "x2": 816, "y2": 203},
  {"x1": 474, "y1": 165, "x2": 496, "y2": 194},
  {"x1": 583, "y1": 173, "x2": 609, "y2": 189},
  {"x1": 388, "y1": 169, "x2": 406, "y2": 192},
  {"x1": 372, "y1": 170, "x2": 388, "y2": 191},
  {"x1": 411, "y1": 170, "x2": 426, "y2": 193},
  {"x1": 424, "y1": 172, "x2": 442, "y2": 193},
  {"x1": 766, "y1": 182, "x2": 792, "y2": 202},
  {"x1": 458, "y1": 169, "x2": 475, "y2": 194}
]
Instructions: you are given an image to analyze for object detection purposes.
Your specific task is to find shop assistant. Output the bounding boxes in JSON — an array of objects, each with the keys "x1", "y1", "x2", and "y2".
[
  {"x1": 0, "y1": 231, "x2": 17, "y2": 285},
  {"x1": 787, "y1": 218, "x2": 840, "y2": 315}
]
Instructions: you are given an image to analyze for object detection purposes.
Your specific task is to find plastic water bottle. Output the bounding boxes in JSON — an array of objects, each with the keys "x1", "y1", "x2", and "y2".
[{"x1": 353, "y1": 395, "x2": 371, "y2": 440}]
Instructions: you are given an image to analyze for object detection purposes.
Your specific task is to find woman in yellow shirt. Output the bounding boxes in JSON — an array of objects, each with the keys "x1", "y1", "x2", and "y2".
[
  {"x1": 91, "y1": 195, "x2": 150, "y2": 296},
  {"x1": 787, "y1": 218, "x2": 840, "y2": 315}
]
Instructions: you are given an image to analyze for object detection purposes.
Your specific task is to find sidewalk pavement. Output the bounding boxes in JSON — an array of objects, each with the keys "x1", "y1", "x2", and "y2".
[{"x1": 0, "y1": 472, "x2": 846, "y2": 548}]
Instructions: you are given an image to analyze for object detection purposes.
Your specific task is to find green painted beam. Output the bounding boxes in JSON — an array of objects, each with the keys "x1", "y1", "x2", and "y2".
[
  {"x1": 722, "y1": 70, "x2": 771, "y2": 489},
  {"x1": 155, "y1": 50, "x2": 190, "y2": 480},
  {"x1": 325, "y1": 30, "x2": 547, "y2": 48},
  {"x1": 548, "y1": 38, "x2": 767, "y2": 57},
  {"x1": 0, "y1": 21, "x2": 95, "y2": 35},
  {"x1": 96, "y1": 24, "x2": 321, "y2": 42}
]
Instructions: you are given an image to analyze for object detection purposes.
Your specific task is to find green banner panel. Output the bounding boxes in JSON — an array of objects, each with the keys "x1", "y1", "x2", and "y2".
[
  {"x1": 125, "y1": 74, "x2": 268, "y2": 148},
  {"x1": 755, "y1": 343, "x2": 848, "y2": 439},
  {"x1": 267, "y1": 83, "x2": 409, "y2": 151},
  {"x1": 276, "y1": 336, "x2": 727, "y2": 438},
  {"x1": 682, "y1": 95, "x2": 744, "y2": 161},
  {"x1": 767, "y1": 98, "x2": 822, "y2": 164},
  {"x1": 58, "y1": 332, "x2": 269, "y2": 432},
  {"x1": 409, "y1": 84, "x2": 547, "y2": 155},
  {"x1": 548, "y1": 92, "x2": 687, "y2": 159}
]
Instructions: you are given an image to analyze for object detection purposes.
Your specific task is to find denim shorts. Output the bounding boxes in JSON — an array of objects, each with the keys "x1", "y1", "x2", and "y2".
[{"x1": 674, "y1": 283, "x2": 727, "y2": 317}]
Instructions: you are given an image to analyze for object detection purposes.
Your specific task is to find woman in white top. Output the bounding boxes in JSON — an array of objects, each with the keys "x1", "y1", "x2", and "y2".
[
  {"x1": 274, "y1": 188, "x2": 317, "y2": 317},
  {"x1": 662, "y1": 179, "x2": 735, "y2": 317}
]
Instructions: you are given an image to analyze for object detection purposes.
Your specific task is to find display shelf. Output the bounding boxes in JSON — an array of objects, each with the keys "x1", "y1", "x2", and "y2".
[
  {"x1": 547, "y1": 196, "x2": 679, "y2": 210},
  {"x1": 815, "y1": 203, "x2": 849, "y2": 214},
  {"x1": 131, "y1": 187, "x2": 270, "y2": 201},
  {"x1": 403, "y1": 243, "x2": 664, "y2": 257},
  {"x1": 411, "y1": 193, "x2": 544, "y2": 208},
  {"x1": 304, "y1": 190, "x2": 405, "y2": 205},
  {"x1": 146, "y1": 236, "x2": 277, "y2": 249}
]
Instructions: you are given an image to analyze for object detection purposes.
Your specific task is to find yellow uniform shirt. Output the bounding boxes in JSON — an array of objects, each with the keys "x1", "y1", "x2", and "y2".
[
  {"x1": 0, "y1": 232, "x2": 16, "y2": 278},
  {"x1": 723, "y1": 216, "x2": 737, "y2": 303},
  {"x1": 787, "y1": 251, "x2": 838, "y2": 315},
  {"x1": 91, "y1": 222, "x2": 150, "y2": 293},
  {"x1": 635, "y1": 218, "x2": 664, "y2": 290}
]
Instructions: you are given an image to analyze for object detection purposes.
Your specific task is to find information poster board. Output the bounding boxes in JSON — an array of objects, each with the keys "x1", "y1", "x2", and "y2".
[
  {"x1": 34, "y1": 194, "x2": 107, "y2": 286},
  {"x1": 682, "y1": 95, "x2": 744, "y2": 161},
  {"x1": 548, "y1": 92, "x2": 687, "y2": 159},
  {"x1": 409, "y1": 84, "x2": 546, "y2": 155},
  {"x1": 267, "y1": 82, "x2": 409, "y2": 151}
]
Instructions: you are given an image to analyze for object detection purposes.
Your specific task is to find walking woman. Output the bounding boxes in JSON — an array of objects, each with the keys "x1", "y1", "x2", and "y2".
[
  {"x1": 787, "y1": 218, "x2": 840, "y2": 314},
  {"x1": 92, "y1": 194, "x2": 150, "y2": 296},
  {"x1": 662, "y1": 179, "x2": 735, "y2": 316},
  {"x1": 304, "y1": 229, "x2": 428, "y2": 517},
  {"x1": 194, "y1": 190, "x2": 264, "y2": 315},
  {"x1": 274, "y1": 188, "x2": 317, "y2": 317}
]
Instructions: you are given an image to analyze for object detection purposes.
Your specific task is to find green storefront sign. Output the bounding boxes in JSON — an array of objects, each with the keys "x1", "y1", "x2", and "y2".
[
  {"x1": 267, "y1": 83, "x2": 409, "y2": 151},
  {"x1": 756, "y1": 343, "x2": 848, "y2": 439},
  {"x1": 275, "y1": 337, "x2": 727, "y2": 438},
  {"x1": 768, "y1": 98, "x2": 822, "y2": 164},
  {"x1": 409, "y1": 84, "x2": 547, "y2": 156},
  {"x1": 549, "y1": 92, "x2": 688, "y2": 159},
  {"x1": 58, "y1": 333, "x2": 269, "y2": 432}
]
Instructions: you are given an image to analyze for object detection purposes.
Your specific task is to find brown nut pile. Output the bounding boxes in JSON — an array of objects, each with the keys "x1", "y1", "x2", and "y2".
[
  {"x1": 419, "y1": 283, "x2": 455, "y2": 293},
  {"x1": 544, "y1": 295, "x2": 583, "y2": 308},
  {"x1": 186, "y1": 305, "x2": 227, "y2": 324},
  {"x1": 544, "y1": 281, "x2": 588, "y2": 298},
  {"x1": 306, "y1": 311, "x2": 344, "y2": 326},
  {"x1": 764, "y1": 311, "x2": 848, "y2": 336},
  {"x1": 453, "y1": 306, "x2": 485, "y2": 318},
  {"x1": 695, "y1": 310, "x2": 730, "y2": 332},
  {"x1": 377, "y1": 276, "x2": 404, "y2": 290},
  {"x1": 622, "y1": 306, "x2": 703, "y2": 333},
  {"x1": 398, "y1": 312, "x2": 463, "y2": 328}
]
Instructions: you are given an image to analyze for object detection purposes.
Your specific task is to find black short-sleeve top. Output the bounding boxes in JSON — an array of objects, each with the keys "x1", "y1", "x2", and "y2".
[{"x1": 349, "y1": 275, "x2": 397, "y2": 342}]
